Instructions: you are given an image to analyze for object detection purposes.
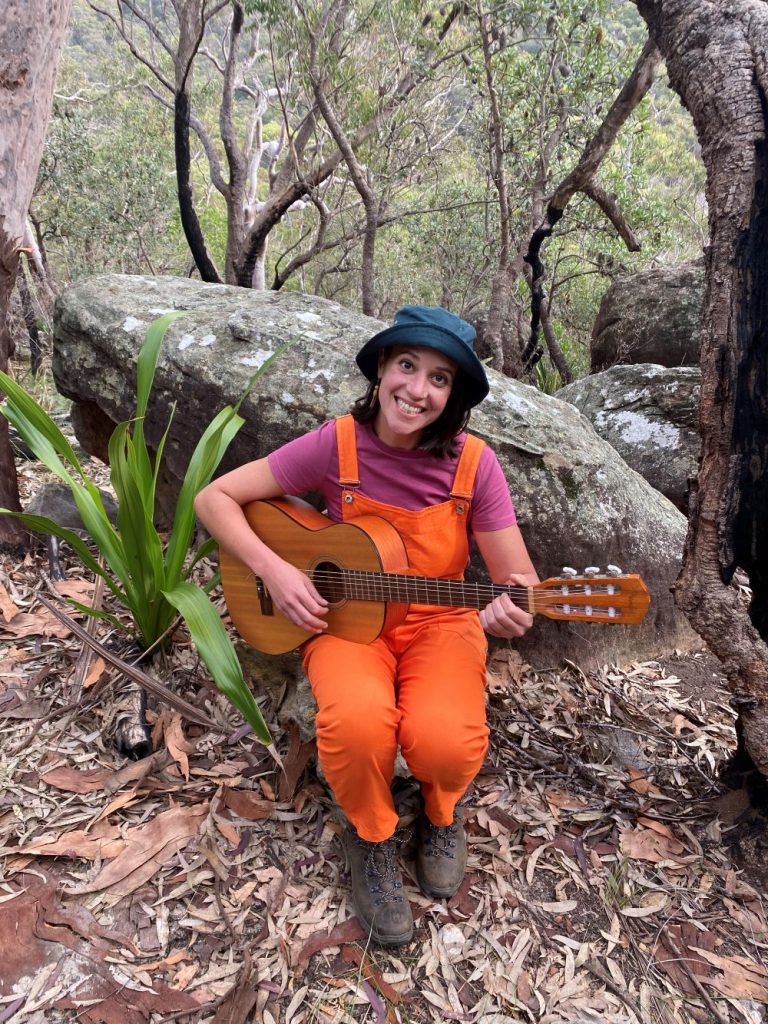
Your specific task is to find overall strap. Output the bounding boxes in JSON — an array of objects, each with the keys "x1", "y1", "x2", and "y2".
[
  {"x1": 450, "y1": 434, "x2": 486, "y2": 501},
  {"x1": 335, "y1": 414, "x2": 360, "y2": 488}
]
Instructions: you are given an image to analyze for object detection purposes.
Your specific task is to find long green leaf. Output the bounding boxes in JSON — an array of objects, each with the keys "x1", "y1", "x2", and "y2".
[
  {"x1": 165, "y1": 405, "x2": 244, "y2": 586},
  {"x1": 0, "y1": 509, "x2": 127, "y2": 604},
  {"x1": 184, "y1": 536, "x2": 219, "y2": 578},
  {"x1": 66, "y1": 485, "x2": 133, "y2": 590},
  {"x1": 0, "y1": 373, "x2": 83, "y2": 484},
  {"x1": 134, "y1": 312, "x2": 190, "y2": 487},
  {"x1": 163, "y1": 581, "x2": 272, "y2": 744},
  {"x1": 109, "y1": 424, "x2": 164, "y2": 588},
  {"x1": 165, "y1": 344, "x2": 288, "y2": 586}
]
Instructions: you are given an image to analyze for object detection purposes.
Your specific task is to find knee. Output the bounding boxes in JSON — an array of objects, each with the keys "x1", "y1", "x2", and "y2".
[
  {"x1": 315, "y1": 690, "x2": 399, "y2": 756},
  {"x1": 400, "y1": 713, "x2": 489, "y2": 777}
]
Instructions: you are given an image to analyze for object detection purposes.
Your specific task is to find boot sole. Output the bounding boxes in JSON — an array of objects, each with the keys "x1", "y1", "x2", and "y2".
[{"x1": 354, "y1": 907, "x2": 413, "y2": 946}]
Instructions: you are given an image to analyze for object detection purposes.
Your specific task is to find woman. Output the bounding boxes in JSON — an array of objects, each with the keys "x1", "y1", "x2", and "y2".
[{"x1": 194, "y1": 305, "x2": 538, "y2": 946}]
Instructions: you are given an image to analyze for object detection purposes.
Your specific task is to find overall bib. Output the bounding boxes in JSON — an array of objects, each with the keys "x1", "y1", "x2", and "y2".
[{"x1": 302, "y1": 415, "x2": 491, "y2": 842}]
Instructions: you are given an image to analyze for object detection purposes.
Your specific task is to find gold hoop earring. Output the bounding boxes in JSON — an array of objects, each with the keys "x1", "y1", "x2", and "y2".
[{"x1": 370, "y1": 381, "x2": 380, "y2": 408}]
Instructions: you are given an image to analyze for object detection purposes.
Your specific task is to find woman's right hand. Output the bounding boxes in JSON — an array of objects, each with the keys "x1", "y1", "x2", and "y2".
[{"x1": 259, "y1": 554, "x2": 329, "y2": 634}]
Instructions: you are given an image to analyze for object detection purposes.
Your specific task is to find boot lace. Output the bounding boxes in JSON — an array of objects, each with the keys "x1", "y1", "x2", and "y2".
[
  {"x1": 423, "y1": 820, "x2": 458, "y2": 859},
  {"x1": 356, "y1": 834, "x2": 409, "y2": 906}
]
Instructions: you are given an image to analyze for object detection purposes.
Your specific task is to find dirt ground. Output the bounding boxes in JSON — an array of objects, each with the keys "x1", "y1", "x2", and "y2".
[{"x1": 2, "y1": 448, "x2": 768, "y2": 1024}]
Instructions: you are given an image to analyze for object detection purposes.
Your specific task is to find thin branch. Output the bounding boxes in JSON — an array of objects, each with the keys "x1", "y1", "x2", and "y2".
[
  {"x1": 582, "y1": 180, "x2": 641, "y2": 251},
  {"x1": 524, "y1": 37, "x2": 661, "y2": 377},
  {"x1": 87, "y1": 2, "x2": 175, "y2": 92}
]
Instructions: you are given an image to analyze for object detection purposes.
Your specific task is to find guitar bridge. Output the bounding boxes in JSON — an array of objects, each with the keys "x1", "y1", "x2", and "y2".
[{"x1": 255, "y1": 577, "x2": 274, "y2": 617}]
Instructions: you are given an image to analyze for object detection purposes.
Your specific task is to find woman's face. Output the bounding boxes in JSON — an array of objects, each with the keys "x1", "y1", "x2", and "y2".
[{"x1": 373, "y1": 345, "x2": 457, "y2": 449}]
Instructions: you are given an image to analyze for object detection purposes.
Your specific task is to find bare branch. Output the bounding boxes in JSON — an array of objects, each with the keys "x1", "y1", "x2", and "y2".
[
  {"x1": 524, "y1": 37, "x2": 661, "y2": 379},
  {"x1": 273, "y1": 192, "x2": 332, "y2": 289},
  {"x1": 87, "y1": 1, "x2": 175, "y2": 92},
  {"x1": 309, "y1": 0, "x2": 379, "y2": 313},
  {"x1": 582, "y1": 181, "x2": 641, "y2": 251}
]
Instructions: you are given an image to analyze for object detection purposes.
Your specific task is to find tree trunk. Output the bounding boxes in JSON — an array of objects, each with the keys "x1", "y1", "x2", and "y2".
[
  {"x1": 174, "y1": 2, "x2": 221, "y2": 283},
  {"x1": 16, "y1": 261, "x2": 43, "y2": 375},
  {"x1": 635, "y1": 0, "x2": 768, "y2": 773},
  {"x1": 0, "y1": 0, "x2": 72, "y2": 548}
]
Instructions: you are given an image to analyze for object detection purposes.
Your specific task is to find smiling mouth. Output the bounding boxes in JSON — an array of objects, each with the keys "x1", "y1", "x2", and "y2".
[{"x1": 395, "y1": 397, "x2": 423, "y2": 415}]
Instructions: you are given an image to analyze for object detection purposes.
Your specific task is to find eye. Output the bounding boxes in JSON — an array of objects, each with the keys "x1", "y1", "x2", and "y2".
[
  {"x1": 398, "y1": 358, "x2": 414, "y2": 371},
  {"x1": 432, "y1": 372, "x2": 451, "y2": 387}
]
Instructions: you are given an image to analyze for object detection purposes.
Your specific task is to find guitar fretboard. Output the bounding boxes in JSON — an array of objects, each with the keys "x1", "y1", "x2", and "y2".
[{"x1": 335, "y1": 569, "x2": 513, "y2": 609}]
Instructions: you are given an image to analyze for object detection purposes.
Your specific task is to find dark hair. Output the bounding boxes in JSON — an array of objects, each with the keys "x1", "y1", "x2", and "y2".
[{"x1": 350, "y1": 363, "x2": 473, "y2": 458}]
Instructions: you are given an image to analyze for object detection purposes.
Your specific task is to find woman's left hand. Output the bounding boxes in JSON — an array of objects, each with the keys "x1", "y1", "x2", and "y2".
[{"x1": 479, "y1": 573, "x2": 534, "y2": 639}]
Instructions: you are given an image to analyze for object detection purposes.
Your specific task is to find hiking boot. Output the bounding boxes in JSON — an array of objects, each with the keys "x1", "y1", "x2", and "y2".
[
  {"x1": 415, "y1": 812, "x2": 467, "y2": 899},
  {"x1": 344, "y1": 827, "x2": 413, "y2": 946}
]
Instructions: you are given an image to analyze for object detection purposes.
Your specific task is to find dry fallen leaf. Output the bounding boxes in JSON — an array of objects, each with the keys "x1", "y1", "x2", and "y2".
[
  {"x1": 619, "y1": 826, "x2": 687, "y2": 864},
  {"x1": 21, "y1": 820, "x2": 126, "y2": 861},
  {"x1": 39, "y1": 765, "x2": 114, "y2": 794},
  {"x1": 0, "y1": 579, "x2": 19, "y2": 622},
  {"x1": 69, "y1": 802, "x2": 209, "y2": 899},
  {"x1": 164, "y1": 712, "x2": 196, "y2": 781}
]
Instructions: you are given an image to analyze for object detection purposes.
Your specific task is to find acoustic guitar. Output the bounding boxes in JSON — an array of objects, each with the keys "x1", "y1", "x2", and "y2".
[{"x1": 219, "y1": 496, "x2": 651, "y2": 655}]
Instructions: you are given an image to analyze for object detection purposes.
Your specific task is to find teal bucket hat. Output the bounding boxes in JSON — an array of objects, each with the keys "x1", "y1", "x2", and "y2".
[{"x1": 356, "y1": 305, "x2": 490, "y2": 408}]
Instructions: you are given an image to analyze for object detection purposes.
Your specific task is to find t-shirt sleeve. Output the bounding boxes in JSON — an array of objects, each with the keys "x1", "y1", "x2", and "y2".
[
  {"x1": 267, "y1": 420, "x2": 336, "y2": 496},
  {"x1": 470, "y1": 446, "x2": 517, "y2": 532}
]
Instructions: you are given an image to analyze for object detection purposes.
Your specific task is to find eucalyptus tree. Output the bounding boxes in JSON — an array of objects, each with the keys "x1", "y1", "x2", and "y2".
[
  {"x1": 634, "y1": 0, "x2": 768, "y2": 779},
  {"x1": 85, "y1": 0, "x2": 469, "y2": 302},
  {"x1": 0, "y1": 0, "x2": 72, "y2": 549},
  {"x1": 461, "y1": 0, "x2": 662, "y2": 381}
]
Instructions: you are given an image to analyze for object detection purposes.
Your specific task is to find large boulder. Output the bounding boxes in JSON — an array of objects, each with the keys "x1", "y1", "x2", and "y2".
[
  {"x1": 591, "y1": 260, "x2": 704, "y2": 370},
  {"x1": 557, "y1": 364, "x2": 701, "y2": 512},
  {"x1": 52, "y1": 274, "x2": 698, "y2": 682}
]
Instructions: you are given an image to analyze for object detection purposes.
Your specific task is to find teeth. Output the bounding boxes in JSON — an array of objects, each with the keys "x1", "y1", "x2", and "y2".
[{"x1": 396, "y1": 398, "x2": 421, "y2": 414}]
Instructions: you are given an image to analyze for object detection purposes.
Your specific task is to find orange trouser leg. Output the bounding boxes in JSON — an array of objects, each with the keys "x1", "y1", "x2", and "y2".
[
  {"x1": 303, "y1": 610, "x2": 489, "y2": 841},
  {"x1": 303, "y1": 633, "x2": 401, "y2": 842},
  {"x1": 395, "y1": 611, "x2": 489, "y2": 827}
]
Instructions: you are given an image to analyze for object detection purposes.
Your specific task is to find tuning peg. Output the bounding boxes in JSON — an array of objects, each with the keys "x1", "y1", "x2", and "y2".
[
  {"x1": 561, "y1": 566, "x2": 577, "y2": 577},
  {"x1": 583, "y1": 566, "x2": 600, "y2": 577},
  {"x1": 607, "y1": 564, "x2": 623, "y2": 576}
]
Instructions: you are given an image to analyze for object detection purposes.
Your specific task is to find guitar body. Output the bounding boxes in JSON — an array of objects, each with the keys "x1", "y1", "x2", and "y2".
[{"x1": 219, "y1": 496, "x2": 410, "y2": 655}]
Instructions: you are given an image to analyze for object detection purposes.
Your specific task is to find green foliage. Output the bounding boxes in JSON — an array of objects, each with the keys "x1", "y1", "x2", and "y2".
[{"x1": 0, "y1": 313, "x2": 280, "y2": 744}]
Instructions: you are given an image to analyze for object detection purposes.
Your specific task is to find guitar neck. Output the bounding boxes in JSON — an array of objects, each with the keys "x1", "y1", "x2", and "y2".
[{"x1": 335, "y1": 569, "x2": 526, "y2": 611}]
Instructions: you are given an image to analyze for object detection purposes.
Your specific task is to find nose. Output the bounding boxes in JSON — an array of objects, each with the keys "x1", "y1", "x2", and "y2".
[{"x1": 405, "y1": 371, "x2": 429, "y2": 398}]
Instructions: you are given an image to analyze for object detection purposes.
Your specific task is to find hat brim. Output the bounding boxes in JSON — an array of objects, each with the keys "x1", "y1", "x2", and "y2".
[{"x1": 356, "y1": 323, "x2": 489, "y2": 407}]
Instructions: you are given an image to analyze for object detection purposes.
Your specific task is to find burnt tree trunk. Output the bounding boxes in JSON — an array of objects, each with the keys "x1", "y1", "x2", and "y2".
[
  {"x1": 173, "y1": 1, "x2": 222, "y2": 284},
  {"x1": 0, "y1": 0, "x2": 72, "y2": 549},
  {"x1": 636, "y1": 0, "x2": 768, "y2": 773}
]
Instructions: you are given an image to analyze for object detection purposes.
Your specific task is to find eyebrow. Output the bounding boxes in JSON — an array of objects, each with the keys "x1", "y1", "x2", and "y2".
[{"x1": 399, "y1": 349, "x2": 456, "y2": 376}]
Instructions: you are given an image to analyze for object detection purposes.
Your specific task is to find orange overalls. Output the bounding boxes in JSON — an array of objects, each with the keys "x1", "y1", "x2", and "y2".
[{"x1": 302, "y1": 415, "x2": 491, "y2": 842}]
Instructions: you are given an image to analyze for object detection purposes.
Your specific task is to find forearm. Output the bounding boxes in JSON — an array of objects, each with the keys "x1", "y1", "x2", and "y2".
[{"x1": 194, "y1": 488, "x2": 281, "y2": 577}]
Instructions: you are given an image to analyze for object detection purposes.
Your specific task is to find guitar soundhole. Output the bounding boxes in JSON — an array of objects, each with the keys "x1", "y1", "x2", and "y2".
[{"x1": 313, "y1": 561, "x2": 346, "y2": 604}]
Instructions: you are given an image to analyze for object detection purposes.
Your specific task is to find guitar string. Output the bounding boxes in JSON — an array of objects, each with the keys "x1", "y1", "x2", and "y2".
[{"x1": 300, "y1": 569, "x2": 629, "y2": 610}]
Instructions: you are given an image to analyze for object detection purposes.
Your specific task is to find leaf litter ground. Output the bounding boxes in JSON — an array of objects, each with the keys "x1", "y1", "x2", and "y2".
[{"x1": 2, "y1": 455, "x2": 768, "y2": 1024}]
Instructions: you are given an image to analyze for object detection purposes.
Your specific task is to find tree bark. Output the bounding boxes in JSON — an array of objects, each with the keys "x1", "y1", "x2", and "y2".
[
  {"x1": 173, "y1": 2, "x2": 222, "y2": 283},
  {"x1": 635, "y1": 0, "x2": 768, "y2": 773},
  {"x1": 0, "y1": 0, "x2": 72, "y2": 548},
  {"x1": 16, "y1": 261, "x2": 43, "y2": 375}
]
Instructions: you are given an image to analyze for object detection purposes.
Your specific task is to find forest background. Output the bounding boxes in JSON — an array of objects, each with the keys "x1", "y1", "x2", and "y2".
[{"x1": 18, "y1": 0, "x2": 705, "y2": 391}]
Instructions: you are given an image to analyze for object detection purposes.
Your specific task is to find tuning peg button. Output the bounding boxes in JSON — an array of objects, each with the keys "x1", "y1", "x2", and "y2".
[
  {"x1": 561, "y1": 566, "x2": 577, "y2": 577},
  {"x1": 584, "y1": 566, "x2": 600, "y2": 577},
  {"x1": 607, "y1": 564, "x2": 623, "y2": 576}
]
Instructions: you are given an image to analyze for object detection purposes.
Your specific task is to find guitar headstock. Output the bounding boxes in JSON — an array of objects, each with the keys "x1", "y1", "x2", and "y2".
[{"x1": 534, "y1": 566, "x2": 650, "y2": 625}]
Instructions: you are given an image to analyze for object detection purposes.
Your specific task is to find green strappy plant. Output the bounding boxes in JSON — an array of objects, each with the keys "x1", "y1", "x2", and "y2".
[{"x1": 0, "y1": 312, "x2": 277, "y2": 744}]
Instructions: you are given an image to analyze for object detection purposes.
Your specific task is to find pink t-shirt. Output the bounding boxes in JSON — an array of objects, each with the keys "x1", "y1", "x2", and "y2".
[{"x1": 267, "y1": 419, "x2": 516, "y2": 534}]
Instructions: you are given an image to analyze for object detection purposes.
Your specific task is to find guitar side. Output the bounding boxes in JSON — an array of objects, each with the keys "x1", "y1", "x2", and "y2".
[{"x1": 219, "y1": 497, "x2": 410, "y2": 654}]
